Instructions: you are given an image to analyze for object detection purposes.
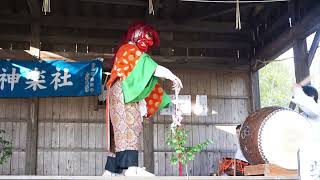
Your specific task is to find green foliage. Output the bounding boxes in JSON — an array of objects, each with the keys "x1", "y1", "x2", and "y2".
[
  {"x1": 259, "y1": 60, "x2": 295, "y2": 108},
  {"x1": 166, "y1": 127, "x2": 213, "y2": 165},
  {"x1": 0, "y1": 129, "x2": 12, "y2": 165}
]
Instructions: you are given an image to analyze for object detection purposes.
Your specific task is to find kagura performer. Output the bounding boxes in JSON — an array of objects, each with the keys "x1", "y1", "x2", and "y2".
[{"x1": 103, "y1": 22, "x2": 183, "y2": 176}]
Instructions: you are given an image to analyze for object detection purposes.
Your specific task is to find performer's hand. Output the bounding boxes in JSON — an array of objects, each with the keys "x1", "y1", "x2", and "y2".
[
  {"x1": 172, "y1": 76, "x2": 183, "y2": 92},
  {"x1": 154, "y1": 65, "x2": 183, "y2": 91}
]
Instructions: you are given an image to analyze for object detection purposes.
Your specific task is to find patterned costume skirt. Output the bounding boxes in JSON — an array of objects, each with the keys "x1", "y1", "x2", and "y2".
[{"x1": 109, "y1": 80, "x2": 143, "y2": 152}]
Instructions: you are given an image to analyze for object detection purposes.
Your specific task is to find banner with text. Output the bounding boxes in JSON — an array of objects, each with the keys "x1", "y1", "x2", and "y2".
[{"x1": 0, "y1": 59, "x2": 102, "y2": 98}]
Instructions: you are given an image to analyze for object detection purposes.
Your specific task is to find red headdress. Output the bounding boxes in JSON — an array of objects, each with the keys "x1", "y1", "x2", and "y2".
[
  {"x1": 117, "y1": 21, "x2": 160, "y2": 51},
  {"x1": 125, "y1": 21, "x2": 160, "y2": 47}
]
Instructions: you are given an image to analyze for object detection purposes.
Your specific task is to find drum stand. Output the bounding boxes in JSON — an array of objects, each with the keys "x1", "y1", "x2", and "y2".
[
  {"x1": 218, "y1": 158, "x2": 249, "y2": 176},
  {"x1": 244, "y1": 164, "x2": 298, "y2": 176}
]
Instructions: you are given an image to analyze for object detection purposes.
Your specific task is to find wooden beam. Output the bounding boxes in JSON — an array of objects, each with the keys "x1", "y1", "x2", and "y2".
[
  {"x1": 254, "y1": 3, "x2": 320, "y2": 65},
  {"x1": 0, "y1": 15, "x2": 250, "y2": 33},
  {"x1": 261, "y1": 12, "x2": 288, "y2": 43},
  {"x1": 182, "y1": 4, "x2": 255, "y2": 23},
  {"x1": 154, "y1": 55, "x2": 249, "y2": 65},
  {"x1": 0, "y1": 49, "x2": 36, "y2": 59},
  {"x1": 307, "y1": 30, "x2": 320, "y2": 67},
  {"x1": 0, "y1": 50, "x2": 249, "y2": 72},
  {"x1": 143, "y1": 120, "x2": 154, "y2": 173},
  {"x1": 162, "y1": 40, "x2": 251, "y2": 49},
  {"x1": 66, "y1": 0, "x2": 80, "y2": 16},
  {"x1": 26, "y1": 0, "x2": 41, "y2": 18},
  {"x1": 0, "y1": 15, "x2": 31, "y2": 25},
  {"x1": 160, "y1": 62, "x2": 250, "y2": 71},
  {"x1": 0, "y1": 34, "x2": 251, "y2": 49},
  {"x1": 25, "y1": 98, "x2": 39, "y2": 175},
  {"x1": 79, "y1": 0, "x2": 163, "y2": 7},
  {"x1": 155, "y1": 21, "x2": 249, "y2": 34},
  {"x1": 0, "y1": 50, "x2": 248, "y2": 63}
]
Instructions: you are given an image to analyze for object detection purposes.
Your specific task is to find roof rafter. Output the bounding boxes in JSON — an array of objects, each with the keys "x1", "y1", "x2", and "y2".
[{"x1": 0, "y1": 15, "x2": 250, "y2": 34}]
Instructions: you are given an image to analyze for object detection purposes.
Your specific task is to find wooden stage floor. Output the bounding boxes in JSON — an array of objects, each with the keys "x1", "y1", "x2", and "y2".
[{"x1": 0, "y1": 176, "x2": 299, "y2": 180}]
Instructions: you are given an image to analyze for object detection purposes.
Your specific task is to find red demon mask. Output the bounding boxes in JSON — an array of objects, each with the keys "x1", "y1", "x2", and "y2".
[{"x1": 123, "y1": 21, "x2": 160, "y2": 52}]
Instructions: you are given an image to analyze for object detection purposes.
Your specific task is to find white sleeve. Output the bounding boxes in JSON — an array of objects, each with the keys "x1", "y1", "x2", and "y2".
[
  {"x1": 138, "y1": 100, "x2": 147, "y2": 117},
  {"x1": 291, "y1": 87, "x2": 320, "y2": 118},
  {"x1": 153, "y1": 65, "x2": 176, "y2": 81}
]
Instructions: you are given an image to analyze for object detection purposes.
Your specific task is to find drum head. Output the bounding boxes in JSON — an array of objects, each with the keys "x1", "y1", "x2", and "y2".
[{"x1": 260, "y1": 109, "x2": 310, "y2": 169}]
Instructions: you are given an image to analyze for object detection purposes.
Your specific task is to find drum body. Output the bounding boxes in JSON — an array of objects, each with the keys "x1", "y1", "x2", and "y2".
[{"x1": 239, "y1": 106, "x2": 310, "y2": 170}]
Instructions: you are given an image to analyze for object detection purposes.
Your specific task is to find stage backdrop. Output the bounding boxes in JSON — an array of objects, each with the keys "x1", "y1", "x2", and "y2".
[{"x1": 0, "y1": 59, "x2": 102, "y2": 98}]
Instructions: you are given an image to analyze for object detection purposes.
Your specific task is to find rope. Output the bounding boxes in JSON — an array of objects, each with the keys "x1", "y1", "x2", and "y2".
[
  {"x1": 235, "y1": 0, "x2": 241, "y2": 29},
  {"x1": 149, "y1": 0, "x2": 155, "y2": 15},
  {"x1": 254, "y1": 56, "x2": 293, "y2": 69},
  {"x1": 42, "y1": 0, "x2": 51, "y2": 15},
  {"x1": 180, "y1": 0, "x2": 290, "y2": 3}
]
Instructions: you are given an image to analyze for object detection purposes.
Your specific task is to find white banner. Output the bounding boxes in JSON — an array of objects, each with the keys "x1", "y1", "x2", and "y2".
[{"x1": 194, "y1": 95, "x2": 208, "y2": 116}]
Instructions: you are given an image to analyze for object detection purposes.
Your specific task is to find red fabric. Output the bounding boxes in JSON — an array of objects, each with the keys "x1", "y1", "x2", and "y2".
[{"x1": 144, "y1": 83, "x2": 164, "y2": 118}]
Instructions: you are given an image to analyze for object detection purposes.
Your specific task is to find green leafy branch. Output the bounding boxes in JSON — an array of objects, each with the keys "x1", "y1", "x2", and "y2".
[
  {"x1": 0, "y1": 129, "x2": 12, "y2": 165},
  {"x1": 166, "y1": 126, "x2": 213, "y2": 165}
]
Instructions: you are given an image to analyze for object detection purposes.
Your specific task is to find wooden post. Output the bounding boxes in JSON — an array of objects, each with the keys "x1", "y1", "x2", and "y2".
[
  {"x1": 25, "y1": 98, "x2": 39, "y2": 175},
  {"x1": 290, "y1": 0, "x2": 310, "y2": 83},
  {"x1": 291, "y1": 38, "x2": 309, "y2": 111},
  {"x1": 25, "y1": 20, "x2": 41, "y2": 174},
  {"x1": 29, "y1": 22, "x2": 40, "y2": 59},
  {"x1": 293, "y1": 39, "x2": 310, "y2": 83},
  {"x1": 250, "y1": 70, "x2": 260, "y2": 112},
  {"x1": 143, "y1": 119, "x2": 154, "y2": 173}
]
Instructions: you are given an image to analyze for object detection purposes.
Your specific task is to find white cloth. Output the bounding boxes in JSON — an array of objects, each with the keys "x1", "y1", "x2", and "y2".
[
  {"x1": 292, "y1": 87, "x2": 320, "y2": 120},
  {"x1": 138, "y1": 99, "x2": 147, "y2": 117},
  {"x1": 291, "y1": 87, "x2": 320, "y2": 137},
  {"x1": 292, "y1": 87, "x2": 320, "y2": 180},
  {"x1": 234, "y1": 143, "x2": 248, "y2": 162}
]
